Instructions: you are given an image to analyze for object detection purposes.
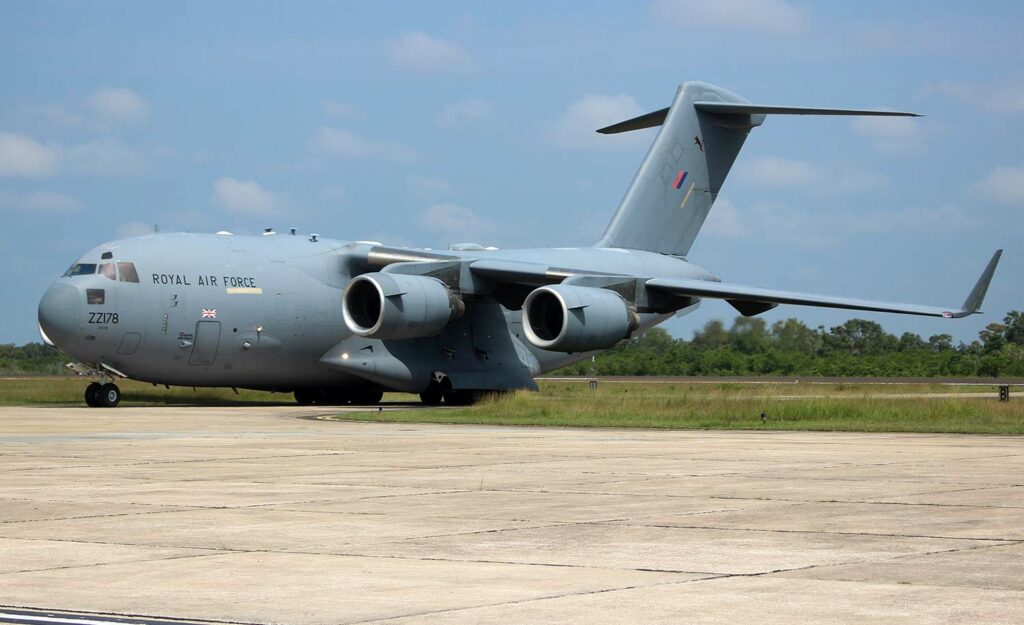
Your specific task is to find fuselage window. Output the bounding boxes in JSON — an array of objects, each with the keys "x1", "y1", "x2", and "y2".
[
  {"x1": 86, "y1": 289, "x2": 105, "y2": 305},
  {"x1": 63, "y1": 263, "x2": 97, "y2": 277},
  {"x1": 98, "y1": 263, "x2": 117, "y2": 281},
  {"x1": 117, "y1": 262, "x2": 140, "y2": 283}
]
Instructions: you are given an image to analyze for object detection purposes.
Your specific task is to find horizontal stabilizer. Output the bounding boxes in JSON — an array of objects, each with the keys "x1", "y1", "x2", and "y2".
[
  {"x1": 597, "y1": 101, "x2": 919, "y2": 134},
  {"x1": 597, "y1": 107, "x2": 669, "y2": 134},
  {"x1": 647, "y1": 250, "x2": 1002, "y2": 319},
  {"x1": 693, "y1": 102, "x2": 921, "y2": 117}
]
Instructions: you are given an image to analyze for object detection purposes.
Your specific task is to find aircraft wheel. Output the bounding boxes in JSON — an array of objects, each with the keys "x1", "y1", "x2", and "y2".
[
  {"x1": 351, "y1": 390, "x2": 383, "y2": 405},
  {"x1": 98, "y1": 383, "x2": 121, "y2": 408},
  {"x1": 443, "y1": 389, "x2": 481, "y2": 406},
  {"x1": 419, "y1": 386, "x2": 444, "y2": 405},
  {"x1": 84, "y1": 382, "x2": 102, "y2": 407},
  {"x1": 294, "y1": 388, "x2": 317, "y2": 405},
  {"x1": 319, "y1": 388, "x2": 351, "y2": 406}
]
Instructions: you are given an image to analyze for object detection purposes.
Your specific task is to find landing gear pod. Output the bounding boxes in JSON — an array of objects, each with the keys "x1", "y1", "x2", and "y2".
[
  {"x1": 342, "y1": 272, "x2": 464, "y2": 340},
  {"x1": 522, "y1": 285, "x2": 638, "y2": 352}
]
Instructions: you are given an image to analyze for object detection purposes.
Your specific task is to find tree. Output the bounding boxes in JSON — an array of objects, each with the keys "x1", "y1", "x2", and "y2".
[
  {"x1": 824, "y1": 319, "x2": 898, "y2": 355},
  {"x1": 728, "y1": 317, "x2": 769, "y2": 354},
  {"x1": 691, "y1": 319, "x2": 729, "y2": 349},
  {"x1": 898, "y1": 332, "x2": 927, "y2": 352},
  {"x1": 979, "y1": 322, "x2": 1007, "y2": 354},
  {"x1": 1001, "y1": 311, "x2": 1024, "y2": 346},
  {"x1": 928, "y1": 334, "x2": 954, "y2": 352},
  {"x1": 770, "y1": 318, "x2": 821, "y2": 355}
]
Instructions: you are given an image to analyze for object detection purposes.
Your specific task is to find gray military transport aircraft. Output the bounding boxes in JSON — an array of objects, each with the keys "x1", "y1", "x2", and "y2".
[{"x1": 38, "y1": 81, "x2": 1002, "y2": 407}]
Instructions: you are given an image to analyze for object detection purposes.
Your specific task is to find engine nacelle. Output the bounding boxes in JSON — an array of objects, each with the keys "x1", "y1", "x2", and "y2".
[
  {"x1": 342, "y1": 272, "x2": 464, "y2": 340},
  {"x1": 522, "y1": 284, "x2": 638, "y2": 352}
]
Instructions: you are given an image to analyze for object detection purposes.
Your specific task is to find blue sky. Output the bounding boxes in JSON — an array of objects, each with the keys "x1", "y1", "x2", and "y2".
[{"x1": 2, "y1": 0, "x2": 1022, "y2": 345}]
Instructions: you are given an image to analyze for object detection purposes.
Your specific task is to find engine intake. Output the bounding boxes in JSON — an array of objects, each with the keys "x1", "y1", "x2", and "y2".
[
  {"x1": 522, "y1": 284, "x2": 638, "y2": 352},
  {"x1": 342, "y1": 272, "x2": 464, "y2": 340}
]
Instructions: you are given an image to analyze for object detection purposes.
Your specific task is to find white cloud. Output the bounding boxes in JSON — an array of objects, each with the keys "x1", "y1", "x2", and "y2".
[
  {"x1": 407, "y1": 174, "x2": 451, "y2": 199},
  {"x1": 0, "y1": 190, "x2": 82, "y2": 212},
  {"x1": 0, "y1": 133, "x2": 59, "y2": 176},
  {"x1": 853, "y1": 116, "x2": 925, "y2": 154},
  {"x1": 310, "y1": 126, "x2": 416, "y2": 161},
  {"x1": 27, "y1": 104, "x2": 82, "y2": 128},
  {"x1": 650, "y1": 0, "x2": 805, "y2": 35},
  {"x1": 418, "y1": 202, "x2": 496, "y2": 242},
  {"x1": 439, "y1": 99, "x2": 493, "y2": 127},
  {"x1": 744, "y1": 157, "x2": 818, "y2": 187},
  {"x1": 740, "y1": 157, "x2": 887, "y2": 194},
  {"x1": 86, "y1": 88, "x2": 149, "y2": 126},
  {"x1": 701, "y1": 197, "x2": 746, "y2": 238},
  {"x1": 973, "y1": 165, "x2": 1024, "y2": 205},
  {"x1": 62, "y1": 138, "x2": 148, "y2": 176},
  {"x1": 932, "y1": 81, "x2": 1024, "y2": 114},
  {"x1": 701, "y1": 200, "x2": 975, "y2": 249},
  {"x1": 211, "y1": 177, "x2": 285, "y2": 215},
  {"x1": 554, "y1": 94, "x2": 646, "y2": 149},
  {"x1": 322, "y1": 100, "x2": 361, "y2": 119},
  {"x1": 387, "y1": 33, "x2": 472, "y2": 73}
]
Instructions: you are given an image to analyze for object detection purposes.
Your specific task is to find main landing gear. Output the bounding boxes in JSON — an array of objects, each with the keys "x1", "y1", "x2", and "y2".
[
  {"x1": 419, "y1": 373, "x2": 482, "y2": 406},
  {"x1": 84, "y1": 382, "x2": 121, "y2": 408}
]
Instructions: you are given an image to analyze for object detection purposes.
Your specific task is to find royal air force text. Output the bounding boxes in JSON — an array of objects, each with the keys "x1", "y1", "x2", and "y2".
[{"x1": 151, "y1": 274, "x2": 256, "y2": 288}]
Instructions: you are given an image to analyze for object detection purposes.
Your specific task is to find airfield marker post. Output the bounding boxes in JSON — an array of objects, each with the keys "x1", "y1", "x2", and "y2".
[{"x1": 999, "y1": 385, "x2": 1010, "y2": 402}]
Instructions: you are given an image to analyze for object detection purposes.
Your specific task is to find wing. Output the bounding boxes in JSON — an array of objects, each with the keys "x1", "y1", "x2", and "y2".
[{"x1": 647, "y1": 250, "x2": 1002, "y2": 319}]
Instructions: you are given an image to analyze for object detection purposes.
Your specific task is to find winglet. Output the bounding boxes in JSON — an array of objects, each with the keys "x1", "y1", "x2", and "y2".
[{"x1": 956, "y1": 249, "x2": 1002, "y2": 317}]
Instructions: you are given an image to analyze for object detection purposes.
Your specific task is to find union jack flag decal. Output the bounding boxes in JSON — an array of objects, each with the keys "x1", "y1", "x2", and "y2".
[{"x1": 201, "y1": 309, "x2": 217, "y2": 318}]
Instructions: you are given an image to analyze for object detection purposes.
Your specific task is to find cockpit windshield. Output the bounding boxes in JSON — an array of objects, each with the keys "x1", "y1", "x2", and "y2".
[
  {"x1": 117, "y1": 262, "x2": 140, "y2": 283},
  {"x1": 63, "y1": 263, "x2": 97, "y2": 277},
  {"x1": 63, "y1": 260, "x2": 140, "y2": 282},
  {"x1": 98, "y1": 263, "x2": 117, "y2": 281}
]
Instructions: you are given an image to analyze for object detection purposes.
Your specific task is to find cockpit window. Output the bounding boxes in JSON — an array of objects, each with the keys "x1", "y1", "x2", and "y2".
[
  {"x1": 117, "y1": 262, "x2": 140, "y2": 283},
  {"x1": 63, "y1": 263, "x2": 97, "y2": 277},
  {"x1": 86, "y1": 289, "x2": 105, "y2": 305},
  {"x1": 98, "y1": 263, "x2": 117, "y2": 281}
]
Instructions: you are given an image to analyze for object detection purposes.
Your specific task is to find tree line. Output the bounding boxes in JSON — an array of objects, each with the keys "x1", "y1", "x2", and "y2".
[
  {"x1": 3, "y1": 310, "x2": 1022, "y2": 377},
  {"x1": 557, "y1": 311, "x2": 1024, "y2": 378}
]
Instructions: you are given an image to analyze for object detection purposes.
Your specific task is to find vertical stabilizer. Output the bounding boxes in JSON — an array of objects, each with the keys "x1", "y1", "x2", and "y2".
[
  {"x1": 595, "y1": 82, "x2": 919, "y2": 256},
  {"x1": 596, "y1": 81, "x2": 758, "y2": 256}
]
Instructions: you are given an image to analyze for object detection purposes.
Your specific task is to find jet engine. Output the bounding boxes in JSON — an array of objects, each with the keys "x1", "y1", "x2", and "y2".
[
  {"x1": 522, "y1": 284, "x2": 638, "y2": 352},
  {"x1": 342, "y1": 272, "x2": 464, "y2": 340}
]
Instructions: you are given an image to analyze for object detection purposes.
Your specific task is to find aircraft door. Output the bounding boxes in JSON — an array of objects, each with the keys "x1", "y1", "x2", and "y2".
[{"x1": 189, "y1": 321, "x2": 221, "y2": 366}]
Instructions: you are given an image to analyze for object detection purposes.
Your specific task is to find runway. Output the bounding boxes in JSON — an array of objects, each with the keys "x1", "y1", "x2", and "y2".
[{"x1": 0, "y1": 406, "x2": 1021, "y2": 624}]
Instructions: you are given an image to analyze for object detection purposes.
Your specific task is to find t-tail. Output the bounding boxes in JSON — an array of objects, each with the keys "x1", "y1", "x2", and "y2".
[{"x1": 595, "y1": 81, "x2": 920, "y2": 256}]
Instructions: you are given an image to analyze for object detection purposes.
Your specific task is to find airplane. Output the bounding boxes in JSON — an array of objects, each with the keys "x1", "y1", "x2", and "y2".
[{"x1": 37, "y1": 81, "x2": 1003, "y2": 408}]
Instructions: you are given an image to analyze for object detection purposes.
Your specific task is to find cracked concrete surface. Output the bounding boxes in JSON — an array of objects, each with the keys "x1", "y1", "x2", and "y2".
[{"x1": 0, "y1": 405, "x2": 1021, "y2": 624}]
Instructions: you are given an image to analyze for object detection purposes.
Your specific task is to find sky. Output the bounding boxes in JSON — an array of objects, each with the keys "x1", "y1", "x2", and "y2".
[{"x1": 1, "y1": 0, "x2": 1022, "y2": 345}]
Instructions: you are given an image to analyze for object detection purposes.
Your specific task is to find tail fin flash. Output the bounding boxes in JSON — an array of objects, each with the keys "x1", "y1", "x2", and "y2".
[{"x1": 596, "y1": 81, "x2": 920, "y2": 256}]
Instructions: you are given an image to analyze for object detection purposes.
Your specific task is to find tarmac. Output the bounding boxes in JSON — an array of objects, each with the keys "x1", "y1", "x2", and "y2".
[{"x1": 0, "y1": 404, "x2": 1021, "y2": 624}]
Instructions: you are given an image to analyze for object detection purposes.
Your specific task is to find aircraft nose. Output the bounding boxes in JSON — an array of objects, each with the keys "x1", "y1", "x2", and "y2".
[{"x1": 38, "y1": 282, "x2": 82, "y2": 347}]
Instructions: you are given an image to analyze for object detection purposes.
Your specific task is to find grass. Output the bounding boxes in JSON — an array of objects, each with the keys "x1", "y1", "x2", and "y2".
[
  {"x1": 336, "y1": 381, "x2": 1024, "y2": 435},
  {"x1": 0, "y1": 377, "x2": 1020, "y2": 434},
  {"x1": 0, "y1": 377, "x2": 290, "y2": 406}
]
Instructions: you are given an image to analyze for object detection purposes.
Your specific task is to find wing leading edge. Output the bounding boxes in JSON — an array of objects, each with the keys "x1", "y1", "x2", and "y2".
[{"x1": 647, "y1": 250, "x2": 1003, "y2": 320}]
